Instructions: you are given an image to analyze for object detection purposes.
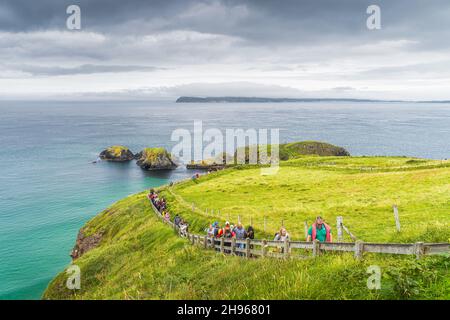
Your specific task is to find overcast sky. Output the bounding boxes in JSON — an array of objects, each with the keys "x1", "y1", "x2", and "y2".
[{"x1": 1, "y1": 0, "x2": 450, "y2": 100}]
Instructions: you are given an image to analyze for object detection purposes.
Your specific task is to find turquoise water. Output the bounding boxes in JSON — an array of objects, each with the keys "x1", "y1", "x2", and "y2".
[{"x1": 0, "y1": 100, "x2": 449, "y2": 299}]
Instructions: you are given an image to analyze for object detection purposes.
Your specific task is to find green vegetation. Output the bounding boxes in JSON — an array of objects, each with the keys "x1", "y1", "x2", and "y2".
[
  {"x1": 140, "y1": 147, "x2": 170, "y2": 162},
  {"x1": 279, "y1": 141, "x2": 350, "y2": 159},
  {"x1": 43, "y1": 156, "x2": 450, "y2": 300},
  {"x1": 235, "y1": 141, "x2": 350, "y2": 162},
  {"x1": 107, "y1": 145, "x2": 129, "y2": 157}
]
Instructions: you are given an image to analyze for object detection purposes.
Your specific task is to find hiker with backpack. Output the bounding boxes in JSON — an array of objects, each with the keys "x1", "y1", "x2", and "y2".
[
  {"x1": 211, "y1": 222, "x2": 221, "y2": 251},
  {"x1": 174, "y1": 214, "x2": 181, "y2": 227},
  {"x1": 274, "y1": 227, "x2": 289, "y2": 241},
  {"x1": 206, "y1": 224, "x2": 215, "y2": 237},
  {"x1": 179, "y1": 219, "x2": 188, "y2": 237},
  {"x1": 219, "y1": 222, "x2": 235, "y2": 253},
  {"x1": 234, "y1": 222, "x2": 247, "y2": 256},
  {"x1": 164, "y1": 211, "x2": 170, "y2": 222},
  {"x1": 274, "y1": 227, "x2": 289, "y2": 254},
  {"x1": 307, "y1": 216, "x2": 332, "y2": 242}
]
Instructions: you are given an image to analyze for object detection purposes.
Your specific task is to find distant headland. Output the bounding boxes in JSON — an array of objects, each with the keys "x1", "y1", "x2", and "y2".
[{"x1": 176, "y1": 96, "x2": 450, "y2": 103}]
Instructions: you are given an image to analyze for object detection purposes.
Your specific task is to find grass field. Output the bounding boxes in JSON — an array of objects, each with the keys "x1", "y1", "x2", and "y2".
[{"x1": 43, "y1": 156, "x2": 450, "y2": 300}]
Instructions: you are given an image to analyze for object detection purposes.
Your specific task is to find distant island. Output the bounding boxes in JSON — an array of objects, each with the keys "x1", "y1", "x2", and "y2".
[{"x1": 176, "y1": 96, "x2": 450, "y2": 103}]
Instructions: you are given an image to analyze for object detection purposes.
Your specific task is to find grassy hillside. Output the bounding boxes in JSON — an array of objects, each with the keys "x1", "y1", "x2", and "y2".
[
  {"x1": 43, "y1": 156, "x2": 450, "y2": 300},
  {"x1": 43, "y1": 192, "x2": 449, "y2": 300}
]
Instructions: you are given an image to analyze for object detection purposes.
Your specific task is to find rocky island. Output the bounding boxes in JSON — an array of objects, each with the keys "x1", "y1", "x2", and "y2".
[
  {"x1": 135, "y1": 147, "x2": 177, "y2": 170},
  {"x1": 99, "y1": 146, "x2": 135, "y2": 162}
]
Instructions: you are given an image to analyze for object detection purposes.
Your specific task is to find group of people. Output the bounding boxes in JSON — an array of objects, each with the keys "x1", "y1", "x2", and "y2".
[
  {"x1": 148, "y1": 189, "x2": 189, "y2": 236},
  {"x1": 272, "y1": 216, "x2": 333, "y2": 243},
  {"x1": 206, "y1": 221, "x2": 255, "y2": 240},
  {"x1": 148, "y1": 187, "x2": 333, "y2": 248},
  {"x1": 205, "y1": 221, "x2": 255, "y2": 255},
  {"x1": 148, "y1": 190, "x2": 167, "y2": 212}
]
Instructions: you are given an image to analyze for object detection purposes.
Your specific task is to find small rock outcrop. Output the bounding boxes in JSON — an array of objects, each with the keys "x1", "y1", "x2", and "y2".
[
  {"x1": 282, "y1": 141, "x2": 350, "y2": 157},
  {"x1": 70, "y1": 228, "x2": 104, "y2": 260},
  {"x1": 136, "y1": 148, "x2": 177, "y2": 170},
  {"x1": 99, "y1": 146, "x2": 135, "y2": 162}
]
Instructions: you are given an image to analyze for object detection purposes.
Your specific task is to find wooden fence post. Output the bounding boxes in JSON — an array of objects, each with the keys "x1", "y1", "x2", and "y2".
[
  {"x1": 284, "y1": 239, "x2": 290, "y2": 259},
  {"x1": 354, "y1": 240, "x2": 364, "y2": 259},
  {"x1": 414, "y1": 242, "x2": 424, "y2": 260},
  {"x1": 211, "y1": 236, "x2": 215, "y2": 249},
  {"x1": 262, "y1": 239, "x2": 267, "y2": 257},
  {"x1": 231, "y1": 238, "x2": 236, "y2": 255},
  {"x1": 393, "y1": 205, "x2": 401, "y2": 232},
  {"x1": 337, "y1": 216, "x2": 343, "y2": 242},
  {"x1": 246, "y1": 238, "x2": 251, "y2": 258},
  {"x1": 220, "y1": 237, "x2": 225, "y2": 253},
  {"x1": 312, "y1": 239, "x2": 320, "y2": 257}
]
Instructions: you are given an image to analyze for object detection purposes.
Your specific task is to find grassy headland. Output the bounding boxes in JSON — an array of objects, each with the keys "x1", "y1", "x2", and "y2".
[{"x1": 43, "y1": 156, "x2": 450, "y2": 299}]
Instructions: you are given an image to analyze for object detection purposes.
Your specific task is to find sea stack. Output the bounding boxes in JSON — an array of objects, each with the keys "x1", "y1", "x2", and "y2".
[
  {"x1": 99, "y1": 146, "x2": 135, "y2": 162},
  {"x1": 135, "y1": 147, "x2": 177, "y2": 170}
]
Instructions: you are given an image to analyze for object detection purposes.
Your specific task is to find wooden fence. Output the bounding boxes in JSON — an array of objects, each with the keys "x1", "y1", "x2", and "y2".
[{"x1": 150, "y1": 199, "x2": 449, "y2": 260}]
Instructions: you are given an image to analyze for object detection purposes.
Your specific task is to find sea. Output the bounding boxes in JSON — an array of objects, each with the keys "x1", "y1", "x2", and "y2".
[{"x1": 0, "y1": 100, "x2": 449, "y2": 299}]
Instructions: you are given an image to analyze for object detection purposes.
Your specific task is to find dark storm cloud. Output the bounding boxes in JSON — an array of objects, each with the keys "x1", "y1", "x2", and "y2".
[
  {"x1": 1, "y1": 0, "x2": 450, "y2": 99},
  {"x1": 2, "y1": 0, "x2": 450, "y2": 47}
]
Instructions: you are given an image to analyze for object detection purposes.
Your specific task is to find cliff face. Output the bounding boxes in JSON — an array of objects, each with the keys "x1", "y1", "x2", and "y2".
[{"x1": 70, "y1": 228, "x2": 104, "y2": 260}]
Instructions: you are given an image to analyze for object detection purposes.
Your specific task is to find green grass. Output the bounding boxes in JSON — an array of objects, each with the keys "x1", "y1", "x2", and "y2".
[{"x1": 43, "y1": 156, "x2": 450, "y2": 300}]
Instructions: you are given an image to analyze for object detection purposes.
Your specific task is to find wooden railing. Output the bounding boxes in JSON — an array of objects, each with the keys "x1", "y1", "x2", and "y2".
[{"x1": 150, "y1": 199, "x2": 449, "y2": 260}]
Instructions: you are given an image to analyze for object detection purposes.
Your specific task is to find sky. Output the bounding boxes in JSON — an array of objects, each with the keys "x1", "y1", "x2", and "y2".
[{"x1": 1, "y1": 0, "x2": 450, "y2": 100}]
